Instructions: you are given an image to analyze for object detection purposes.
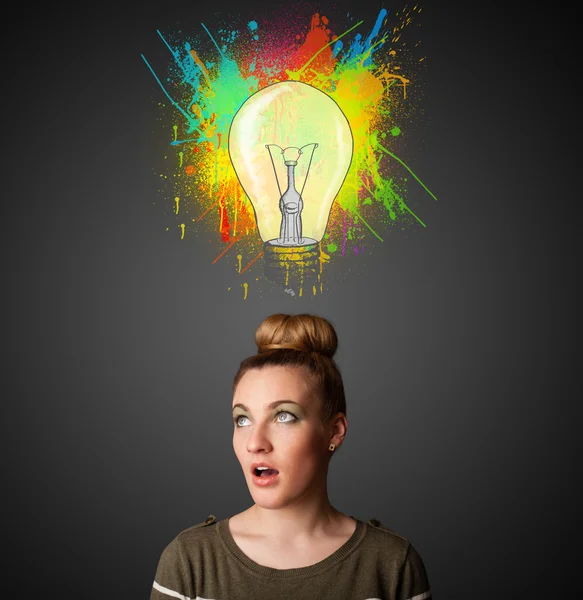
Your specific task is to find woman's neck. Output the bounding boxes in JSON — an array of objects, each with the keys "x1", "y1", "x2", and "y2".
[{"x1": 245, "y1": 500, "x2": 348, "y2": 544}]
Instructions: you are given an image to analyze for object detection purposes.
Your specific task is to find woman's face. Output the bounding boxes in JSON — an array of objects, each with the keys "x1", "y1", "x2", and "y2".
[{"x1": 232, "y1": 365, "x2": 330, "y2": 508}]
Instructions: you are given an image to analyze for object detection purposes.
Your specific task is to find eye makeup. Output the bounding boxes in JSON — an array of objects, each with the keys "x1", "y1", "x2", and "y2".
[{"x1": 232, "y1": 406, "x2": 301, "y2": 427}]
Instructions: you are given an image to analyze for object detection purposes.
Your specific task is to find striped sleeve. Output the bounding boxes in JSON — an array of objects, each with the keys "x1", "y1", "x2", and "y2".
[
  {"x1": 150, "y1": 538, "x2": 195, "y2": 600},
  {"x1": 396, "y1": 542, "x2": 433, "y2": 600}
]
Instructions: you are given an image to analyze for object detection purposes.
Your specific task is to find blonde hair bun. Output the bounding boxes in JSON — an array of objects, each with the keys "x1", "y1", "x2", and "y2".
[{"x1": 255, "y1": 313, "x2": 338, "y2": 359}]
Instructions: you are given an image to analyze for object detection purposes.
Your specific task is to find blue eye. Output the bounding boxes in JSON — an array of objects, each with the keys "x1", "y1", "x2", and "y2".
[
  {"x1": 276, "y1": 410, "x2": 297, "y2": 423},
  {"x1": 234, "y1": 411, "x2": 297, "y2": 427}
]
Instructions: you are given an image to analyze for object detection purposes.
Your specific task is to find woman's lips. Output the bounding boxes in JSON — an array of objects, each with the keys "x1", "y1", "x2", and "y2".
[{"x1": 252, "y1": 471, "x2": 280, "y2": 486}]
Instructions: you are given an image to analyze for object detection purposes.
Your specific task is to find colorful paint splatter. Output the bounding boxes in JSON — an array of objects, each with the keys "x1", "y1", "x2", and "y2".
[{"x1": 142, "y1": 3, "x2": 437, "y2": 298}]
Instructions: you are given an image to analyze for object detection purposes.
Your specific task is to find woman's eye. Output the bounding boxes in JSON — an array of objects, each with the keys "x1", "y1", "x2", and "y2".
[
  {"x1": 234, "y1": 411, "x2": 296, "y2": 427},
  {"x1": 276, "y1": 411, "x2": 296, "y2": 423}
]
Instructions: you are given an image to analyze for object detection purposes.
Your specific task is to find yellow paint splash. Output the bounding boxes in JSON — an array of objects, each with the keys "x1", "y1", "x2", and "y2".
[
  {"x1": 180, "y1": 223, "x2": 185, "y2": 239},
  {"x1": 175, "y1": 196, "x2": 180, "y2": 214}
]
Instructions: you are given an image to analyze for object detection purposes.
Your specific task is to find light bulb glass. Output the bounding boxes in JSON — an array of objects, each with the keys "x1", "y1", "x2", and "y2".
[{"x1": 228, "y1": 81, "x2": 353, "y2": 246}]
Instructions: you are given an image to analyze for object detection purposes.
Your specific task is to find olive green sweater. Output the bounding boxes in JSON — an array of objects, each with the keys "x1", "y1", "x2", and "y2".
[{"x1": 150, "y1": 514, "x2": 432, "y2": 600}]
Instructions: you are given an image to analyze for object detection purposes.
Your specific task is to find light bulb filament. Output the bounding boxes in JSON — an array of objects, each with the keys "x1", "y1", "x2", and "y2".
[{"x1": 265, "y1": 143, "x2": 319, "y2": 246}]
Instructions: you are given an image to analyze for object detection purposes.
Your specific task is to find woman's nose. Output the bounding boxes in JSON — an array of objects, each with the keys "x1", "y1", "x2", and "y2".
[{"x1": 246, "y1": 425, "x2": 273, "y2": 452}]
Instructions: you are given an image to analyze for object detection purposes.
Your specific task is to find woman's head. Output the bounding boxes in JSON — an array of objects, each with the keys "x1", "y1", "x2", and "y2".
[
  {"x1": 231, "y1": 313, "x2": 347, "y2": 509},
  {"x1": 233, "y1": 313, "x2": 346, "y2": 428}
]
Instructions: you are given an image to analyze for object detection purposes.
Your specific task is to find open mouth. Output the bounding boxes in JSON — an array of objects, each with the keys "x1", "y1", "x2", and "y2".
[{"x1": 254, "y1": 468, "x2": 279, "y2": 477}]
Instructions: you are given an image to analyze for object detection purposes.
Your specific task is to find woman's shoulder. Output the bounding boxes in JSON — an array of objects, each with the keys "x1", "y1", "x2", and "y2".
[
  {"x1": 365, "y1": 517, "x2": 409, "y2": 544},
  {"x1": 182, "y1": 514, "x2": 218, "y2": 531},
  {"x1": 166, "y1": 514, "x2": 219, "y2": 547},
  {"x1": 176, "y1": 515, "x2": 217, "y2": 539},
  {"x1": 365, "y1": 517, "x2": 431, "y2": 583}
]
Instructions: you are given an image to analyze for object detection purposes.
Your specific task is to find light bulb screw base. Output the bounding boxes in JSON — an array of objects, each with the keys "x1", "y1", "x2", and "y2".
[{"x1": 263, "y1": 238, "x2": 322, "y2": 291}]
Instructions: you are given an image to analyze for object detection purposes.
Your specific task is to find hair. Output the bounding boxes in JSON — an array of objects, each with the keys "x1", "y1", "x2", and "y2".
[{"x1": 233, "y1": 313, "x2": 347, "y2": 428}]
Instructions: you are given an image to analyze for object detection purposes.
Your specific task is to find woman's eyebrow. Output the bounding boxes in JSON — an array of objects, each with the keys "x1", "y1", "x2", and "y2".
[{"x1": 232, "y1": 400, "x2": 301, "y2": 413}]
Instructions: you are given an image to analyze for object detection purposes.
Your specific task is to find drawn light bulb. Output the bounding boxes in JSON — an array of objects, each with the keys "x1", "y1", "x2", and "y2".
[{"x1": 229, "y1": 81, "x2": 353, "y2": 291}]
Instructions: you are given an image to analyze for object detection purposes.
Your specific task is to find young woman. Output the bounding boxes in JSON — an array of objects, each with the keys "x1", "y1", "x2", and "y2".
[{"x1": 151, "y1": 313, "x2": 432, "y2": 600}]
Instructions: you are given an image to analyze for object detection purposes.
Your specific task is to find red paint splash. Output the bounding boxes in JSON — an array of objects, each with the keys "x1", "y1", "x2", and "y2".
[{"x1": 288, "y1": 13, "x2": 336, "y2": 77}]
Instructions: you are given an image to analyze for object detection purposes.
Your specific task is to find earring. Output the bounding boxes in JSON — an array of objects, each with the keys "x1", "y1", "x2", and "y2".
[{"x1": 329, "y1": 442, "x2": 336, "y2": 451}]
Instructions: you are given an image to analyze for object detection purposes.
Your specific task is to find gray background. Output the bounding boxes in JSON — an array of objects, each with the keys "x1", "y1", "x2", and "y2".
[{"x1": 4, "y1": 0, "x2": 576, "y2": 598}]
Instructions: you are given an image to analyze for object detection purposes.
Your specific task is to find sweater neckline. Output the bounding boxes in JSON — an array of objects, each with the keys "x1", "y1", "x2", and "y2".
[{"x1": 216, "y1": 515, "x2": 367, "y2": 579}]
